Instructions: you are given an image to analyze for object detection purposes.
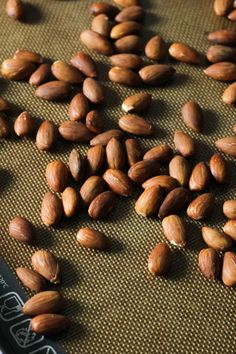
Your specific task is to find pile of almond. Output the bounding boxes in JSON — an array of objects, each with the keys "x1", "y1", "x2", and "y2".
[{"x1": 214, "y1": 0, "x2": 236, "y2": 20}]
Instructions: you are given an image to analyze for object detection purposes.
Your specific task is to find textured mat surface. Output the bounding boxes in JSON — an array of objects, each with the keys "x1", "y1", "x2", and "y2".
[{"x1": 0, "y1": 0, "x2": 236, "y2": 353}]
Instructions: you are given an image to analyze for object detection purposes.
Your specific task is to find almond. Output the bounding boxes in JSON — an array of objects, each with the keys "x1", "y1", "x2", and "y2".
[
  {"x1": 0, "y1": 97, "x2": 11, "y2": 112},
  {"x1": 69, "y1": 149, "x2": 84, "y2": 182},
  {"x1": 14, "y1": 49, "x2": 43, "y2": 64},
  {"x1": 198, "y1": 248, "x2": 221, "y2": 280},
  {"x1": 223, "y1": 200, "x2": 236, "y2": 219},
  {"x1": 169, "y1": 42, "x2": 200, "y2": 64},
  {"x1": 114, "y1": 34, "x2": 142, "y2": 53},
  {"x1": 181, "y1": 101, "x2": 203, "y2": 132},
  {"x1": 110, "y1": 21, "x2": 141, "y2": 40},
  {"x1": 128, "y1": 159, "x2": 160, "y2": 184},
  {"x1": 222, "y1": 82, "x2": 236, "y2": 104},
  {"x1": 114, "y1": 0, "x2": 140, "y2": 7},
  {"x1": 14, "y1": 111, "x2": 35, "y2": 137},
  {"x1": 189, "y1": 162, "x2": 210, "y2": 191},
  {"x1": 89, "y1": 2, "x2": 119, "y2": 18},
  {"x1": 148, "y1": 243, "x2": 172, "y2": 276},
  {"x1": 92, "y1": 14, "x2": 112, "y2": 37},
  {"x1": 40, "y1": 191, "x2": 63, "y2": 226},
  {"x1": 29, "y1": 63, "x2": 51, "y2": 86},
  {"x1": 208, "y1": 29, "x2": 236, "y2": 45},
  {"x1": 206, "y1": 45, "x2": 236, "y2": 63},
  {"x1": 70, "y1": 52, "x2": 97, "y2": 77},
  {"x1": 68, "y1": 93, "x2": 90, "y2": 121},
  {"x1": 142, "y1": 175, "x2": 178, "y2": 193},
  {"x1": 214, "y1": 0, "x2": 234, "y2": 16},
  {"x1": 16, "y1": 268, "x2": 47, "y2": 293},
  {"x1": 119, "y1": 114, "x2": 154, "y2": 135},
  {"x1": 158, "y1": 187, "x2": 190, "y2": 219},
  {"x1": 88, "y1": 191, "x2": 116, "y2": 219},
  {"x1": 83, "y1": 77, "x2": 104, "y2": 103},
  {"x1": 215, "y1": 136, "x2": 236, "y2": 157},
  {"x1": 108, "y1": 66, "x2": 141, "y2": 86},
  {"x1": 0, "y1": 115, "x2": 9, "y2": 138},
  {"x1": 125, "y1": 138, "x2": 143, "y2": 166},
  {"x1": 86, "y1": 145, "x2": 105, "y2": 175},
  {"x1": 77, "y1": 227, "x2": 109, "y2": 250},
  {"x1": 62, "y1": 187, "x2": 80, "y2": 218},
  {"x1": 139, "y1": 64, "x2": 175, "y2": 85},
  {"x1": 86, "y1": 110, "x2": 103, "y2": 134},
  {"x1": 9, "y1": 216, "x2": 34, "y2": 244},
  {"x1": 80, "y1": 29, "x2": 114, "y2": 56},
  {"x1": 36, "y1": 120, "x2": 57, "y2": 151},
  {"x1": 122, "y1": 92, "x2": 152, "y2": 113},
  {"x1": 32, "y1": 250, "x2": 61, "y2": 284},
  {"x1": 169, "y1": 155, "x2": 191, "y2": 187},
  {"x1": 187, "y1": 193, "x2": 215, "y2": 220},
  {"x1": 110, "y1": 54, "x2": 143, "y2": 70},
  {"x1": 204, "y1": 62, "x2": 236, "y2": 81},
  {"x1": 115, "y1": 6, "x2": 144, "y2": 22},
  {"x1": 2, "y1": 58, "x2": 35, "y2": 80},
  {"x1": 6, "y1": 0, "x2": 24, "y2": 20},
  {"x1": 222, "y1": 251, "x2": 236, "y2": 286},
  {"x1": 90, "y1": 129, "x2": 123, "y2": 146},
  {"x1": 106, "y1": 137, "x2": 126, "y2": 169},
  {"x1": 45, "y1": 160, "x2": 69, "y2": 193},
  {"x1": 202, "y1": 226, "x2": 232, "y2": 251},
  {"x1": 51, "y1": 60, "x2": 83, "y2": 84},
  {"x1": 144, "y1": 144, "x2": 172, "y2": 162},
  {"x1": 31, "y1": 314, "x2": 70, "y2": 335},
  {"x1": 145, "y1": 35, "x2": 166, "y2": 61},
  {"x1": 162, "y1": 215, "x2": 187, "y2": 247},
  {"x1": 223, "y1": 220, "x2": 236, "y2": 240},
  {"x1": 174, "y1": 130, "x2": 196, "y2": 157},
  {"x1": 228, "y1": 8, "x2": 236, "y2": 19},
  {"x1": 23, "y1": 291, "x2": 64, "y2": 316},
  {"x1": 35, "y1": 81, "x2": 71, "y2": 101},
  {"x1": 80, "y1": 176, "x2": 105, "y2": 205},
  {"x1": 135, "y1": 186, "x2": 163, "y2": 217},
  {"x1": 209, "y1": 153, "x2": 229, "y2": 183},
  {"x1": 59, "y1": 121, "x2": 94, "y2": 142},
  {"x1": 103, "y1": 169, "x2": 134, "y2": 196}
]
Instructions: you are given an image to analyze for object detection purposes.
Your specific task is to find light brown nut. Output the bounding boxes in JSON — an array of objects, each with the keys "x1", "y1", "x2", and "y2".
[
  {"x1": 158, "y1": 187, "x2": 190, "y2": 219},
  {"x1": 169, "y1": 43, "x2": 200, "y2": 64},
  {"x1": 35, "y1": 81, "x2": 71, "y2": 101},
  {"x1": 89, "y1": 2, "x2": 119, "y2": 18},
  {"x1": 83, "y1": 77, "x2": 104, "y2": 103},
  {"x1": 0, "y1": 97, "x2": 11, "y2": 112},
  {"x1": 40, "y1": 191, "x2": 63, "y2": 226},
  {"x1": 68, "y1": 149, "x2": 84, "y2": 182},
  {"x1": 0, "y1": 115, "x2": 9, "y2": 138},
  {"x1": 103, "y1": 169, "x2": 134, "y2": 196},
  {"x1": 208, "y1": 29, "x2": 236, "y2": 45},
  {"x1": 204, "y1": 62, "x2": 236, "y2": 81},
  {"x1": 223, "y1": 200, "x2": 236, "y2": 219},
  {"x1": 16, "y1": 268, "x2": 47, "y2": 293},
  {"x1": 77, "y1": 227, "x2": 109, "y2": 250},
  {"x1": 228, "y1": 8, "x2": 236, "y2": 19},
  {"x1": 6, "y1": 0, "x2": 24, "y2": 20},
  {"x1": 145, "y1": 35, "x2": 166, "y2": 61},
  {"x1": 181, "y1": 101, "x2": 203, "y2": 133},
  {"x1": 86, "y1": 110, "x2": 103, "y2": 134},
  {"x1": 32, "y1": 250, "x2": 61, "y2": 284},
  {"x1": 189, "y1": 162, "x2": 211, "y2": 191},
  {"x1": 29, "y1": 63, "x2": 51, "y2": 86},
  {"x1": 108, "y1": 66, "x2": 141, "y2": 86},
  {"x1": 122, "y1": 92, "x2": 152, "y2": 113},
  {"x1": 223, "y1": 220, "x2": 236, "y2": 241},
  {"x1": 202, "y1": 226, "x2": 232, "y2": 251},
  {"x1": 206, "y1": 45, "x2": 236, "y2": 63},
  {"x1": 14, "y1": 111, "x2": 35, "y2": 137},
  {"x1": 114, "y1": 0, "x2": 140, "y2": 7},
  {"x1": 2, "y1": 58, "x2": 35, "y2": 80},
  {"x1": 215, "y1": 136, "x2": 236, "y2": 157},
  {"x1": 90, "y1": 129, "x2": 123, "y2": 146},
  {"x1": 110, "y1": 54, "x2": 143, "y2": 70},
  {"x1": 80, "y1": 30, "x2": 114, "y2": 56},
  {"x1": 174, "y1": 130, "x2": 195, "y2": 157},
  {"x1": 86, "y1": 145, "x2": 105, "y2": 175},
  {"x1": 31, "y1": 314, "x2": 70, "y2": 335},
  {"x1": 187, "y1": 193, "x2": 215, "y2": 220},
  {"x1": 88, "y1": 191, "x2": 116, "y2": 219},
  {"x1": 139, "y1": 64, "x2": 175, "y2": 85},
  {"x1": 9, "y1": 216, "x2": 34, "y2": 244},
  {"x1": 110, "y1": 21, "x2": 141, "y2": 40},
  {"x1": 14, "y1": 50, "x2": 43, "y2": 64},
  {"x1": 61, "y1": 187, "x2": 80, "y2": 218},
  {"x1": 135, "y1": 186, "x2": 163, "y2": 217},
  {"x1": 23, "y1": 291, "x2": 64, "y2": 316},
  {"x1": 143, "y1": 144, "x2": 172, "y2": 162},
  {"x1": 51, "y1": 60, "x2": 83, "y2": 84},
  {"x1": 36, "y1": 120, "x2": 57, "y2": 151},
  {"x1": 169, "y1": 155, "x2": 191, "y2": 187},
  {"x1": 222, "y1": 251, "x2": 236, "y2": 286},
  {"x1": 209, "y1": 153, "x2": 229, "y2": 183},
  {"x1": 142, "y1": 175, "x2": 178, "y2": 193},
  {"x1": 198, "y1": 248, "x2": 221, "y2": 280},
  {"x1": 222, "y1": 82, "x2": 236, "y2": 104},
  {"x1": 68, "y1": 93, "x2": 90, "y2": 121},
  {"x1": 91, "y1": 14, "x2": 112, "y2": 37},
  {"x1": 119, "y1": 114, "x2": 154, "y2": 135},
  {"x1": 148, "y1": 243, "x2": 172, "y2": 276},
  {"x1": 59, "y1": 121, "x2": 94, "y2": 142},
  {"x1": 214, "y1": 0, "x2": 234, "y2": 16},
  {"x1": 125, "y1": 138, "x2": 143, "y2": 166},
  {"x1": 128, "y1": 159, "x2": 160, "y2": 184},
  {"x1": 45, "y1": 160, "x2": 69, "y2": 193},
  {"x1": 80, "y1": 176, "x2": 105, "y2": 205},
  {"x1": 114, "y1": 34, "x2": 142, "y2": 53},
  {"x1": 106, "y1": 137, "x2": 126, "y2": 170},
  {"x1": 70, "y1": 52, "x2": 97, "y2": 77},
  {"x1": 115, "y1": 5, "x2": 144, "y2": 22},
  {"x1": 162, "y1": 215, "x2": 186, "y2": 247}
]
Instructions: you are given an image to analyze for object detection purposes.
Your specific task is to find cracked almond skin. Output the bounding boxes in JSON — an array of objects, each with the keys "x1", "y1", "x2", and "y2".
[
  {"x1": 144, "y1": 144, "x2": 172, "y2": 163},
  {"x1": 148, "y1": 243, "x2": 172, "y2": 276},
  {"x1": 103, "y1": 169, "x2": 134, "y2": 196},
  {"x1": 51, "y1": 60, "x2": 84, "y2": 84},
  {"x1": 89, "y1": 2, "x2": 119, "y2": 18},
  {"x1": 36, "y1": 120, "x2": 57, "y2": 151},
  {"x1": 158, "y1": 187, "x2": 190, "y2": 219},
  {"x1": 222, "y1": 251, "x2": 236, "y2": 287},
  {"x1": 62, "y1": 187, "x2": 80, "y2": 218},
  {"x1": 31, "y1": 314, "x2": 70, "y2": 335},
  {"x1": 23, "y1": 291, "x2": 65, "y2": 316},
  {"x1": 90, "y1": 129, "x2": 123, "y2": 146},
  {"x1": 86, "y1": 145, "x2": 105, "y2": 176},
  {"x1": 223, "y1": 220, "x2": 236, "y2": 241},
  {"x1": 0, "y1": 97, "x2": 11, "y2": 111},
  {"x1": 32, "y1": 250, "x2": 61, "y2": 284},
  {"x1": 202, "y1": 227, "x2": 232, "y2": 251},
  {"x1": 86, "y1": 110, "x2": 103, "y2": 134},
  {"x1": 222, "y1": 82, "x2": 236, "y2": 104},
  {"x1": 91, "y1": 14, "x2": 112, "y2": 37},
  {"x1": 169, "y1": 43, "x2": 200, "y2": 64},
  {"x1": 189, "y1": 162, "x2": 211, "y2": 191},
  {"x1": 6, "y1": 0, "x2": 24, "y2": 20},
  {"x1": 198, "y1": 248, "x2": 221, "y2": 280},
  {"x1": 0, "y1": 115, "x2": 9, "y2": 138},
  {"x1": 209, "y1": 153, "x2": 229, "y2": 184},
  {"x1": 88, "y1": 191, "x2": 116, "y2": 219},
  {"x1": 119, "y1": 114, "x2": 154, "y2": 135},
  {"x1": 40, "y1": 191, "x2": 63, "y2": 226},
  {"x1": 128, "y1": 159, "x2": 160, "y2": 184},
  {"x1": 110, "y1": 21, "x2": 141, "y2": 40},
  {"x1": 106, "y1": 137, "x2": 125, "y2": 170},
  {"x1": 223, "y1": 200, "x2": 236, "y2": 219},
  {"x1": 122, "y1": 92, "x2": 152, "y2": 113},
  {"x1": 208, "y1": 29, "x2": 236, "y2": 45},
  {"x1": 45, "y1": 160, "x2": 69, "y2": 193},
  {"x1": 110, "y1": 54, "x2": 143, "y2": 70},
  {"x1": 77, "y1": 227, "x2": 109, "y2": 250},
  {"x1": 9, "y1": 216, "x2": 34, "y2": 244},
  {"x1": 115, "y1": 5, "x2": 144, "y2": 22},
  {"x1": 135, "y1": 186, "x2": 163, "y2": 217},
  {"x1": 80, "y1": 176, "x2": 105, "y2": 205},
  {"x1": 109, "y1": 67, "x2": 141, "y2": 86},
  {"x1": 181, "y1": 101, "x2": 203, "y2": 132},
  {"x1": 139, "y1": 64, "x2": 175, "y2": 85},
  {"x1": 214, "y1": 0, "x2": 234, "y2": 16},
  {"x1": 83, "y1": 77, "x2": 104, "y2": 103},
  {"x1": 174, "y1": 131, "x2": 196, "y2": 157},
  {"x1": 68, "y1": 149, "x2": 84, "y2": 182},
  {"x1": 215, "y1": 136, "x2": 236, "y2": 157},
  {"x1": 162, "y1": 215, "x2": 187, "y2": 247},
  {"x1": 80, "y1": 30, "x2": 114, "y2": 56},
  {"x1": 14, "y1": 49, "x2": 43, "y2": 64},
  {"x1": 114, "y1": 0, "x2": 140, "y2": 7},
  {"x1": 14, "y1": 111, "x2": 35, "y2": 137},
  {"x1": 142, "y1": 175, "x2": 178, "y2": 193},
  {"x1": 2, "y1": 58, "x2": 35, "y2": 80},
  {"x1": 29, "y1": 63, "x2": 51, "y2": 86},
  {"x1": 68, "y1": 93, "x2": 90, "y2": 121},
  {"x1": 145, "y1": 35, "x2": 166, "y2": 61},
  {"x1": 16, "y1": 268, "x2": 47, "y2": 293},
  {"x1": 169, "y1": 155, "x2": 191, "y2": 187},
  {"x1": 187, "y1": 193, "x2": 214, "y2": 220},
  {"x1": 206, "y1": 45, "x2": 236, "y2": 63},
  {"x1": 114, "y1": 35, "x2": 142, "y2": 53},
  {"x1": 70, "y1": 52, "x2": 97, "y2": 77},
  {"x1": 204, "y1": 62, "x2": 236, "y2": 81},
  {"x1": 59, "y1": 121, "x2": 94, "y2": 142},
  {"x1": 125, "y1": 138, "x2": 143, "y2": 166},
  {"x1": 35, "y1": 81, "x2": 71, "y2": 101}
]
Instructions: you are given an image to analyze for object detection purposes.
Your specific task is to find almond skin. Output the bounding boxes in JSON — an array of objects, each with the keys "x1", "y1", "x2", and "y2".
[
  {"x1": 158, "y1": 187, "x2": 190, "y2": 219},
  {"x1": 143, "y1": 144, "x2": 172, "y2": 163},
  {"x1": 70, "y1": 52, "x2": 97, "y2": 77},
  {"x1": 169, "y1": 43, "x2": 200, "y2": 64},
  {"x1": 110, "y1": 21, "x2": 141, "y2": 40},
  {"x1": 29, "y1": 63, "x2": 51, "y2": 86},
  {"x1": 92, "y1": 14, "x2": 112, "y2": 37},
  {"x1": 108, "y1": 66, "x2": 141, "y2": 86},
  {"x1": 215, "y1": 136, "x2": 236, "y2": 157},
  {"x1": 9, "y1": 216, "x2": 34, "y2": 244},
  {"x1": 223, "y1": 220, "x2": 236, "y2": 240},
  {"x1": 162, "y1": 215, "x2": 187, "y2": 247},
  {"x1": 23, "y1": 291, "x2": 64, "y2": 316},
  {"x1": 174, "y1": 130, "x2": 196, "y2": 157},
  {"x1": 209, "y1": 153, "x2": 229, "y2": 183},
  {"x1": 86, "y1": 145, "x2": 105, "y2": 176},
  {"x1": 145, "y1": 35, "x2": 166, "y2": 61},
  {"x1": 206, "y1": 45, "x2": 236, "y2": 63},
  {"x1": 148, "y1": 243, "x2": 172, "y2": 276},
  {"x1": 114, "y1": 34, "x2": 142, "y2": 53},
  {"x1": 36, "y1": 120, "x2": 57, "y2": 151},
  {"x1": 68, "y1": 93, "x2": 90, "y2": 121},
  {"x1": 40, "y1": 191, "x2": 63, "y2": 226},
  {"x1": 59, "y1": 121, "x2": 94, "y2": 142},
  {"x1": 228, "y1": 8, "x2": 236, "y2": 19},
  {"x1": 139, "y1": 64, "x2": 175, "y2": 85},
  {"x1": 125, "y1": 138, "x2": 143, "y2": 166},
  {"x1": 61, "y1": 187, "x2": 80, "y2": 218},
  {"x1": 189, "y1": 162, "x2": 211, "y2": 191},
  {"x1": 14, "y1": 49, "x2": 43, "y2": 64},
  {"x1": 80, "y1": 29, "x2": 114, "y2": 56},
  {"x1": 6, "y1": 0, "x2": 24, "y2": 20},
  {"x1": 51, "y1": 60, "x2": 84, "y2": 84},
  {"x1": 223, "y1": 200, "x2": 236, "y2": 219},
  {"x1": 110, "y1": 54, "x2": 143, "y2": 70},
  {"x1": 142, "y1": 175, "x2": 178, "y2": 193},
  {"x1": 119, "y1": 114, "x2": 154, "y2": 135},
  {"x1": 77, "y1": 227, "x2": 109, "y2": 250},
  {"x1": 35, "y1": 81, "x2": 71, "y2": 101},
  {"x1": 106, "y1": 137, "x2": 125, "y2": 170},
  {"x1": 202, "y1": 226, "x2": 232, "y2": 251},
  {"x1": 0, "y1": 97, "x2": 11, "y2": 112},
  {"x1": 88, "y1": 191, "x2": 116, "y2": 219},
  {"x1": 122, "y1": 92, "x2": 152, "y2": 113},
  {"x1": 198, "y1": 248, "x2": 221, "y2": 280},
  {"x1": 214, "y1": 0, "x2": 234, "y2": 16},
  {"x1": 83, "y1": 77, "x2": 104, "y2": 104},
  {"x1": 208, "y1": 29, "x2": 236, "y2": 45},
  {"x1": 86, "y1": 110, "x2": 103, "y2": 134},
  {"x1": 222, "y1": 82, "x2": 236, "y2": 104},
  {"x1": 103, "y1": 169, "x2": 134, "y2": 196},
  {"x1": 181, "y1": 101, "x2": 203, "y2": 133},
  {"x1": 14, "y1": 111, "x2": 35, "y2": 137},
  {"x1": 169, "y1": 155, "x2": 191, "y2": 187},
  {"x1": 128, "y1": 159, "x2": 160, "y2": 184},
  {"x1": 90, "y1": 129, "x2": 123, "y2": 146},
  {"x1": 204, "y1": 62, "x2": 236, "y2": 81},
  {"x1": 115, "y1": 6, "x2": 144, "y2": 22},
  {"x1": 80, "y1": 176, "x2": 105, "y2": 205},
  {"x1": 135, "y1": 186, "x2": 163, "y2": 217},
  {"x1": 45, "y1": 160, "x2": 69, "y2": 193},
  {"x1": 2, "y1": 58, "x2": 35, "y2": 80},
  {"x1": 222, "y1": 251, "x2": 236, "y2": 287},
  {"x1": 0, "y1": 115, "x2": 9, "y2": 138},
  {"x1": 68, "y1": 149, "x2": 84, "y2": 182},
  {"x1": 31, "y1": 314, "x2": 70, "y2": 335},
  {"x1": 32, "y1": 250, "x2": 61, "y2": 284},
  {"x1": 89, "y1": 2, "x2": 119, "y2": 18},
  {"x1": 16, "y1": 268, "x2": 47, "y2": 293},
  {"x1": 187, "y1": 193, "x2": 215, "y2": 220},
  {"x1": 114, "y1": 0, "x2": 140, "y2": 7}
]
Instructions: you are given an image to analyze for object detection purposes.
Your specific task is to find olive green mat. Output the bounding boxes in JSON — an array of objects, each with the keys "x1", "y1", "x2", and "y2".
[{"x1": 0, "y1": 0, "x2": 236, "y2": 353}]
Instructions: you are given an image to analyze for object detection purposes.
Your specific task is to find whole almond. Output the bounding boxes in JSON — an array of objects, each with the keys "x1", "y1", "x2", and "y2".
[
  {"x1": 88, "y1": 191, "x2": 116, "y2": 219},
  {"x1": 135, "y1": 186, "x2": 163, "y2": 217},
  {"x1": 31, "y1": 314, "x2": 70, "y2": 335},
  {"x1": 9, "y1": 216, "x2": 34, "y2": 244},
  {"x1": 36, "y1": 120, "x2": 57, "y2": 151},
  {"x1": 202, "y1": 226, "x2": 232, "y2": 251},
  {"x1": 35, "y1": 81, "x2": 71, "y2": 101},
  {"x1": 209, "y1": 153, "x2": 229, "y2": 183},
  {"x1": 148, "y1": 243, "x2": 172, "y2": 276},
  {"x1": 128, "y1": 159, "x2": 160, "y2": 184},
  {"x1": 62, "y1": 187, "x2": 80, "y2": 218},
  {"x1": 83, "y1": 77, "x2": 104, "y2": 103},
  {"x1": 86, "y1": 110, "x2": 103, "y2": 134},
  {"x1": 215, "y1": 136, "x2": 236, "y2": 157},
  {"x1": 208, "y1": 29, "x2": 236, "y2": 45},
  {"x1": 6, "y1": 0, "x2": 24, "y2": 20},
  {"x1": 0, "y1": 115, "x2": 9, "y2": 138},
  {"x1": 92, "y1": 14, "x2": 112, "y2": 37},
  {"x1": 45, "y1": 160, "x2": 69, "y2": 193},
  {"x1": 69, "y1": 149, "x2": 84, "y2": 182},
  {"x1": 103, "y1": 169, "x2": 134, "y2": 196},
  {"x1": 114, "y1": 0, "x2": 140, "y2": 7},
  {"x1": 59, "y1": 121, "x2": 94, "y2": 142},
  {"x1": 223, "y1": 220, "x2": 236, "y2": 240},
  {"x1": 198, "y1": 248, "x2": 221, "y2": 280},
  {"x1": 2, "y1": 58, "x2": 35, "y2": 80},
  {"x1": 115, "y1": 5, "x2": 144, "y2": 22},
  {"x1": 139, "y1": 64, "x2": 175, "y2": 85},
  {"x1": 119, "y1": 114, "x2": 154, "y2": 135},
  {"x1": 77, "y1": 227, "x2": 109, "y2": 250},
  {"x1": 68, "y1": 93, "x2": 90, "y2": 121},
  {"x1": 214, "y1": 0, "x2": 234, "y2": 16},
  {"x1": 187, "y1": 193, "x2": 215, "y2": 220},
  {"x1": 109, "y1": 66, "x2": 141, "y2": 86},
  {"x1": 222, "y1": 82, "x2": 236, "y2": 104},
  {"x1": 125, "y1": 138, "x2": 143, "y2": 166},
  {"x1": 181, "y1": 101, "x2": 203, "y2": 133},
  {"x1": 32, "y1": 250, "x2": 61, "y2": 284},
  {"x1": 90, "y1": 129, "x2": 123, "y2": 146},
  {"x1": 29, "y1": 63, "x2": 51, "y2": 86},
  {"x1": 0, "y1": 97, "x2": 11, "y2": 112},
  {"x1": 169, "y1": 155, "x2": 191, "y2": 187},
  {"x1": 40, "y1": 191, "x2": 63, "y2": 226},
  {"x1": 89, "y1": 2, "x2": 119, "y2": 18},
  {"x1": 70, "y1": 52, "x2": 97, "y2": 78},
  {"x1": 174, "y1": 130, "x2": 196, "y2": 157},
  {"x1": 80, "y1": 176, "x2": 105, "y2": 205},
  {"x1": 206, "y1": 45, "x2": 236, "y2": 63},
  {"x1": 144, "y1": 144, "x2": 172, "y2": 162},
  {"x1": 16, "y1": 268, "x2": 47, "y2": 293},
  {"x1": 162, "y1": 215, "x2": 187, "y2": 247},
  {"x1": 204, "y1": 62, "x2": 236, "y2": 81},
  {"x1": 14, "y1": 111, "x2": 35, "y2": 137},
  {"x1": 110, "y1": 21, "x2": 141, "y2": 40},
  {"x1": 110, "y1": 54, "x2": 143, "y2": 70},
  {"x1": 114, "y1": 34, "x2": 142, "y2": 53},
  {"x1": 14, "y1": 50, "x2": 43, "y2": 64},
  {"x1": 228, "y1": 8, "x2": 236, "y2": 19},
  {"x1": 222, "y1": 251, "x2": 236, "y2": 286},
  {"x1": 86, "y1": 145, "x2": 105, "y2": 175},
  {"x1": 80, "y1": 30, "x2": 114, "y2": 56},
  {"x1": 169, "y1": 43, "x2": 200, "y2": 64},
  {"x1": 122, "y1": 92, "x2": 152, "y2": 113},
  {"x1": 158, "y1": 187, "x2": 190, "y2": 219},
  {"x1": 142, "y1": 175, "x2": 178, "y2": 193},
  {"x1": 23, "y1": 291, "x2": 64, "y2": 316},
  {"x1": 189, "y1": 162, "x2": 210, "y2": 191},
  {"x1": 51, "y1": 60, "x2": 83, "y2": 84},
  {"x1": 145, "y1": 35, "x2": 166, "y2": 61},
  {"x1": 106, "y1": 137, "x2": 126, "y2": 169},
  {"x1": 223, "y1": 200, "x2": 236, "y2": 219}
]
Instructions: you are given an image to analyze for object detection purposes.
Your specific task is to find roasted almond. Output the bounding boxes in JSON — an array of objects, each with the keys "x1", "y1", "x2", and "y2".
[
  {"x1": 144, "y1": 144, "x2": 172, "y2": 163},
  {"x1": 110, "y1": 54, "x2": 143, "y2": 70},
  {"x1": 90, "y1": 129, "x2": 123, "y2": 146},
  {"x1": 206, "y1": 45, "x2": 236, "y2": 63},
  {"x1": 83, "y1": 77, "x2": 104, "y2": 103},
  {"x1": 139, "y1": 64, "x2": 175, "y2": 85},
  {"x1": 169, "y1": 155, "x2": 191, "y2": 187},
  {"x1": 77, "y1": 227, "x2": 109, "y2": 250},
  {"x1": 23, "y1": 291, "x2": 64, "y2": 316},
  {"x1": 115, "y1": 5, "x2": 144, "y2": 22},
  {"x1": 142, "y1": 175, "x2": 178, "y2": 193},
  {"x1": 14, "y1": 111, "x2": 35, "y2": 137},
  {"x1": 80, "y1": 29, "x2": 114, "y2": 56},
  {"x1": 214, "y1": 0, "x2": 234, "y2": 16},
  {"x1": 148, "y1": 243, "x2": 172, "y2": 276},
  {"x1": 119, "y1": 114, "x2": 154, "y2": 135},
  {"x1": 0, "y1": 97, "x2": 11, "y2": 112},
  {"x1": 86, "y1": 145, "x2": 105, "y2": 175},
  {"x1": 29, "y1": 63, "x2": 51, "y2": 86},
  {"x1": 6, "y1": 0, "x2": 24, "y2": 20},
  {"x1": 68, "y1": 93, "x2": 90, "y2": 121},
  {"x1": 228, "y1": 8, "x2": 236, "y2": 19},
  {"x1": 14, "y1": 49, "x2": 43, "y2": 64},
  {"x1": 222, "y1": 251, "x2": 236, "y2": 287},
  {"x1": 128, "y1": 159, "x2": 160, "y2": 184},
  {"x1": 125, "y1": 138, "x2": 143, "y2": 166},
  {"x1": 59, "y1": 121, "x2": 94, "y2": 142},
  {"x1": 110, "y1": 21, "x2": 141, "y2": 40},
  {"x1": 209, "y1": 153, "x2": 229, "y2": 184},
  {"x1": 145, "y1": 35, "x2": 166, "y2": 61},
  {"x1": 108, "y1": 66, "x2": 141, "y2": 86},
  {"x1": 16, "y1": 268, "x2": 47, "y2": 293},
  {"x1": 36, "y1": 120, "x2": 57, "y2": 151},
  {"x1": 106, "y1": 137, "x2": 125, "y2": 170},
  {"x1": 187, "y1": 193, "x2": 215, "y2": 220},
  {"x1": 158, "y1": 187, "x2": 190, "y2": 219},
  {"x1": 2, "y1": 58, "x2": 35, "y2": 80},
  {"x1": 80, "y1": 176, "x2": 105, "y2": 205},
  {"x1": 198, "y1": 248, "x2": 221, "y2": 280},
  {"x1": 88, "y1": 191, "x2": 116, "y2": 219},
  {"x1": 222, "y1": 82, "x2": 236, "y2": 104},
  {"x1": 92, "y1": 14, "x2": 112, "y2": 37},
  {"x1": 202, "y1": 226, "x2": 232, "y2": 251},
  {"x1": 204, "y1": 62, "x2": 236, "y2": 81},
  {"x1": 69, "y1": 149, "x2": 84, "y2": 182},
  {"x1": 45, "y1": 160, "x2": 69, "y2": 193},
  {"x1": 174, "y1": 130, "x2": 195, "y2": 157},
  {"x1": 208, "y1": 29, "x2": 236, "y2": 45},
  {"x1": 89, "y1": 2, "x2": 119, "y2": 18},
  {"x1": 114, "y1": 34, "x2": 142, "y2": 53},
  {"x1": 35, "y1": 81, "x2": 71, "y2": 101},
  {"x1": 86, "y1": 110, "x2": 103, "y2": 134},
  {"x1": 103, "y1": 169, "x2": 134, "y2": 196},
  {"x1": 70, "y1": 52, "x2": 97, "y2": 77},
  {"x1": 215, "y1": 136, "x2": 236, "y2": 157},
  {"x1": 162, "y1": 215, "x2": 187, "y2": 247},
  {"x1": 169, "y1": 42, "x2": 200, "y2": 64},
  {"x1": 9, "y1": 216, "x2": 34, "y2": 244},
  {"x1": 122, "y1": 92, "x2": 152, "y2": 113},
  {"x1": 114, "y1": 0, "x2": 140, "y2": 6},
  {"x1": 189, "y1": 162, "x2": 210, "y2": 191},
  {"x1": 32, "y1": 250, "x2": 61, "y2": 284},
  {"x1": 135, "y1": 186, "x2": 163, "y2": 217},
  {"x1": 31, "y1": 314, "x2": 70, "y2": 335},
  {"x1": 223, "y1": 220, "x2": 236, "y2": 240},
  {"x1": 181, "y1": 101, "x2": 203, "y2": 133},
  {"x1": 62, "y1": 187, "x2": 80, "y2": 218},
  {"x1": 51, "y1": 60, "x2": 83, "y2": 84},
  {"x1": 0, "y1": 115, "x2": 9, "y2": 138},
  {"x1": 40, "y1": 191, "x2": 63, "y2": 226},
  {"x1": 223, "y1": 200, "x2": 236, "y2": 219}
]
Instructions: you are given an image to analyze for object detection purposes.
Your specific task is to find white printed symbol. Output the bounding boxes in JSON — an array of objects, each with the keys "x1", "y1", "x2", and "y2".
[
  {"x1": 10, "y1": 319, "x2": 44, "y2": 348},
  {"x1": 30, "y1": 346, "x2": 57, "y2": 354},
  {"x1": 0, "y1": 292, "x2": 24, "y2": 321}
]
